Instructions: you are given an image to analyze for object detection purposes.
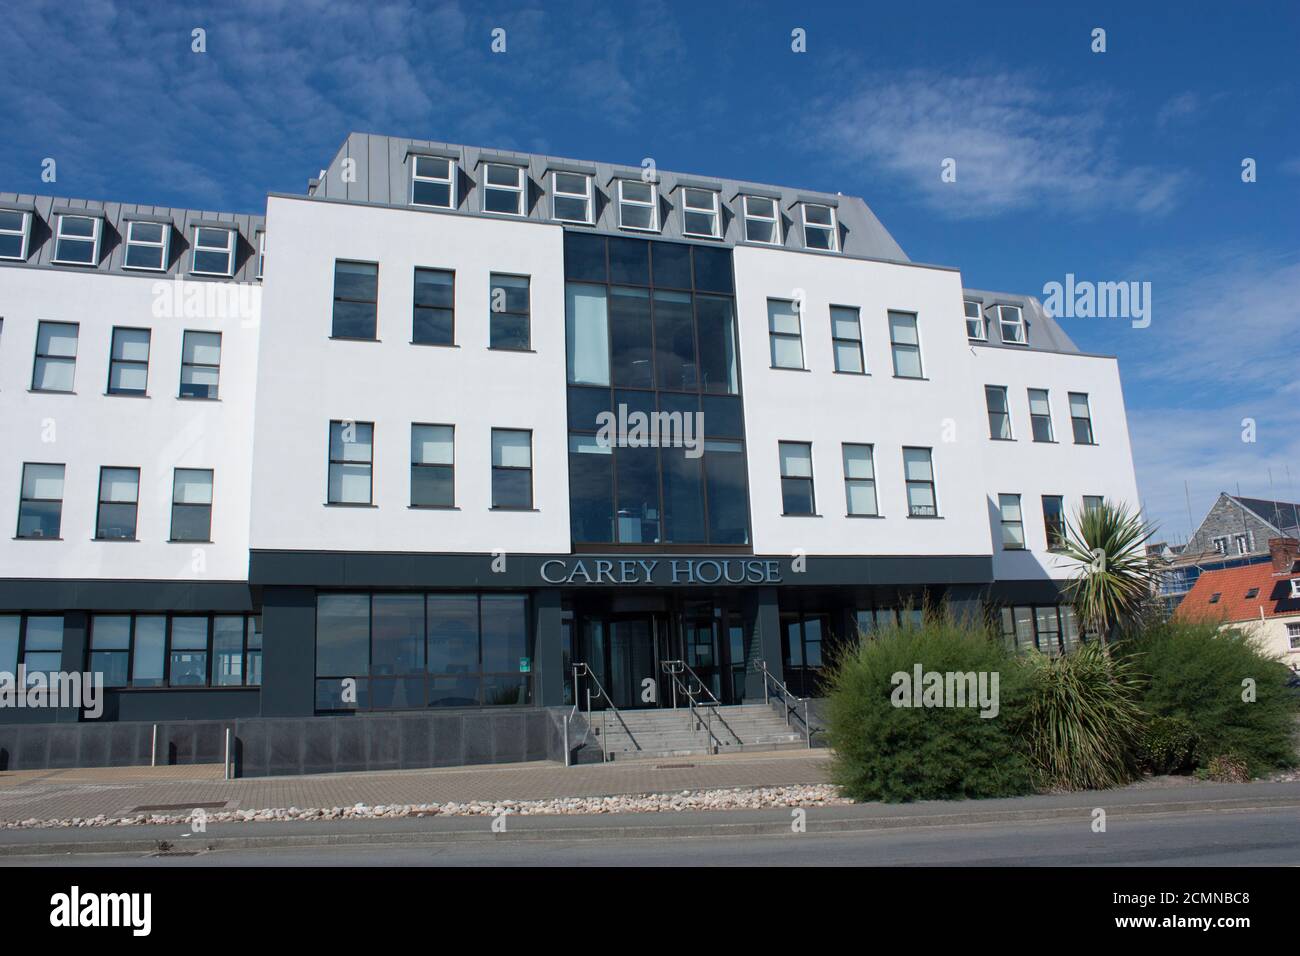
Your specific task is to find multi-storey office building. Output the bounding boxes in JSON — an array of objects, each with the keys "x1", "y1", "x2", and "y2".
[{"x1": 0, "y1": 133, "x2": 1140, "y2": 772}]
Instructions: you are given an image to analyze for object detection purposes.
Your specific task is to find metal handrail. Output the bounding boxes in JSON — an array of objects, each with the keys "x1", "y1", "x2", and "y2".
[
  {"x1": 659, "y1": 661, "x2": 728, "y2": 753},
  {"x1": 752, "y1": 659, "x2": 814, "y2": 748},
  {"x1": 660, "y1": 660, "x2": 743, "y2": 748},
  {"x1": 569, "y1": 662, "x2": 640, "y2": 762}
]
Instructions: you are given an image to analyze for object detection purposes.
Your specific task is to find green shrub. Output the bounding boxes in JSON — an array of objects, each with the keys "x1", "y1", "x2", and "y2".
[
  {"x1": 1017, "y1": 643, "x2": 1145, "y2": 791},
  {"x1": 1136, "y1": 714, "x2": 1199, "y2": 775},
  {"x1": 1202, "y1": 754, "x2": 1250, "y2": 783},
  {"x1": 824, "y1": 614, "x2": 1036, "y2": 802},
  {"x1": 1122, "y1": 618, "x2": 1298, "y2": 776}
]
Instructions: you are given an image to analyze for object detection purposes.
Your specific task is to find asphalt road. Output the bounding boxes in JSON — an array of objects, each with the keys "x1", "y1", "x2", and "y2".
[{"x1": 6, "y1": 806, "x2": 1299, "y2": 866}]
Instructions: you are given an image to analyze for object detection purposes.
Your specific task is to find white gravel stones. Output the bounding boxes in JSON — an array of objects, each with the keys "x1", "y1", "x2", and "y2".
[{"x1": 0, "y1": 783, "x2": 846, "y2": 830}]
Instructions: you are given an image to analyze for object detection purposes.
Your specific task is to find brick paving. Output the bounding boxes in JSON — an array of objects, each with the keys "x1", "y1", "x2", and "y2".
[{"x1": 0, "y1": 751, "x2": 832, "y2": 823}]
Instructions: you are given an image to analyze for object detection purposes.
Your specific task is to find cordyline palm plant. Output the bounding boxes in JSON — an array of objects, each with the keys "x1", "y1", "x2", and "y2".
[{"x1": 1058, "y1": 499, "x2": 1159, "y2": 652}]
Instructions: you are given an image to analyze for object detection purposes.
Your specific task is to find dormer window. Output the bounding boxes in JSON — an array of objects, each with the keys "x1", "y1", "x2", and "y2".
[
  {"x1": 964, "y1": 301, "x2": 986, "y2": 340},
  {"x1": 482, "y1": 163, "x2": 526, "y2": 216},
  {"x1": 257, "y1": 232, "x2": 266, "y2": 279},
  {"x1": 801, "y1": 202, "x2": 837, "y2": 251},
  {"x1": 552, "y1": 171, "x2": 592, "y2": 224},
  {"x1": 191, "y1": 226, "x2": 236, "y2": 277},
  {"x1": 0, "y1": 209, "x2": 31, "y2": 261},
  {"x1": 742, "y1": 196, "x2": 780, "y2": 244},
  {"x1": 997, "y1": 304, "x2": 1026, "y2": 344},
  {"x1": 1291, "y1": 579, "x2": 1300, "y2": 599},
  {"x1": 411, "y1": 155, "x2": 456, "y2": 209},
  {"x1": 681, "y1": 187, "x2": 720, "y2": 238},
  {"x1": 618, "y1": 180, "x2": 658, "y2": 231},
  {"x1": 52, "y1": 214, "x2": 101, "y2": 266},
  {"x1": 123, "y1": 220, "x2": 170, "y2": 271}
]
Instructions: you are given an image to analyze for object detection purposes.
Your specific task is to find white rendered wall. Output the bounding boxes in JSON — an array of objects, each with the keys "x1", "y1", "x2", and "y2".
[
  {"x1": 248, "y1": 195, "x2": 571, "y2": 554},
  {"x1": 0, "y1": 268, "x2": 259, "y2": 581}
]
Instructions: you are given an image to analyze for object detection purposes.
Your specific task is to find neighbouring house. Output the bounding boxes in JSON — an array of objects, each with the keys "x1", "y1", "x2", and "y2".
[
  {"x1": 1154, "y1": 493, "x2": 1300, "y2": 614},
  {"x1": 1175, "y1": 537, "x2": 1300, "y2": 667}
]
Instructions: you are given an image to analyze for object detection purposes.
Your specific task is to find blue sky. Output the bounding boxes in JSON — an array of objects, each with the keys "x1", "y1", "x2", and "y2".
[{"x1": 2, "y1": 0, "x2": 1297, "y2": 542}]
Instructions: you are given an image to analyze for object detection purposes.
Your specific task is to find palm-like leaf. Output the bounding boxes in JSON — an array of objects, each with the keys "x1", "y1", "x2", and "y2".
[{"x1": 1058, "y1": 500, "x2": 1158, "y2": 649}]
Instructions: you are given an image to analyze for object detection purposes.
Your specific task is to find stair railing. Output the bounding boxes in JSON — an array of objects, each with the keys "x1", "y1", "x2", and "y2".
[
  {"x1": 752, "y1": 659, "x2": 814, "y2": 748},
  {"x1": 569, "y1": 662, "x2": 640, "y2": 762},
  {"x1": 659, "y1": 660, "x2": 731, "y2": 753}
]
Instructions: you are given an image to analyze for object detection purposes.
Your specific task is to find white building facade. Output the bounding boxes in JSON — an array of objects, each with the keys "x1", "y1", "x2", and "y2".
[{"x1": 0, "y1": 133, "x2": 1140, "y2": 772}]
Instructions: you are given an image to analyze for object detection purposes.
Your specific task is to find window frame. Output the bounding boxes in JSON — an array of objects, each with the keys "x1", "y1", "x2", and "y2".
[
  {"x1": 122, "y1": 219, "x2": 171, "y2": 272},
  {"x1": 490, "y1": 428, "x2": 534, "y2": 510},
  {"x1": 997, "y1": 304, "x2": 1027, "y2": 345},
  {"x1": 179, "y1": 330, "x2": 221, "y2": 400},
  {"x1": 106, "y1": 326, "x2": 151, "y2": 397},
  {"x1": 410, "y1": 155, "x2": 457, "y2": 210},
  {"x1": 256, "y1": 231, "x2": 265, "y2": 279},
  {"x1": 1042, "y1": 494, "x2": 1066, "y2": 551},
  {"x1": 331, "y1": 259, "x2": 380, "y2": 341},
  {"x1": 411, "y1": 423, "x2": 455, "y2": 509},
  {"x1": 964, "y1": 300, "x2": 986, "y2": 341},
  {"x1": 902, "y1": 446, "x2": 938, "y2": 518},
  {"x1": 742, "y1": 195, "x2": 781, "y2": 245},
  {"x1": 327, "y1": 420, "x2": 375, "y2": 506},
  {"x1": 842, "y1": 443, "x2": 878, "y2": 517},
  {"x1": 31, "y1": 320, "x2": 79, "y2": 393},
  {"x1": 767, "y1": 298, "x2": 805, "y2": 370},
  {"x1": 95, "y1": 466, "x2": 141, "y2": 541},
  {"x1": 551, "y1": 171, "x2": 593, "y2": 224},
  {"x1": 680, "y1": 187, "x2": 721, "y2": 239},
  {"x1": 190, "y1": 226, "x2": 236, "y2": 277},
  {"x1": 51, "y1": 213, "x2": 102, "y2": 266},
  {"x1": 778, "y1": 441, "x2": 816, "y2": 516},
  {"x1": 830, "y1": 305, "x2": 866, "y2": 374},
  {"x1": 0, "y1": 208, "x2": 31, "y2": 261},
  {"x1": 617, "y1": 179, "x2": 659, "y2": 232},
  {"x1": 888, "y1": 310, "x2": 924, "y2": 379},
  {"x1": 411, "y1": 266, "x2": 455, "y2": 346},
  {"x1": 87, "y1": 612, "x2": 262, "y2": 689},
  {"x1": 16, "y1": 462, "x2": 65, "y2": 540},
  {"x1": 481, "y1": 162, "x2": 526, "y2": 217},
  {"x1": 985, "y1": 385, "x2": 1013, "y2": 439},
  {"x1": 999, "y1": 493, "x2": 1025, "y2": 549},
  {"x1": 801, "y1": 202, "x2": 838, "y2": 252},
  {"x1": 488, "y1": 272, "x2": 531, "y2": 351},
  {"x1": 1068, "y1": 391, "x2": 1095, "y2": 444},
  {"x1": 1028, "y1": 388, "x2": 1055, "y2": 442},
  {"x1": 170, "y1": 467, "x2": 214, "y2": 542}
]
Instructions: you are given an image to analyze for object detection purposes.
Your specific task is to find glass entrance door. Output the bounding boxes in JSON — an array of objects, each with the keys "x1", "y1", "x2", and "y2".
[{"x1": 608, "y1": 617, "x2": 658, "y2": 709}]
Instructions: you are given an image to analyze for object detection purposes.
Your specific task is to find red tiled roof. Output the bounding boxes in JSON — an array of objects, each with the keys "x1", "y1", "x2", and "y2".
[{"x1": 1175, "y1": 562, "x2": 1300, "y2": 623}]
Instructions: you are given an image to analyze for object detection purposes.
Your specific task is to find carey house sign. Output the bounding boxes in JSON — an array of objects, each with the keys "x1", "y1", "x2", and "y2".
[{"x1": 539, "y1": 557, "x2": 785, "y2": 586}]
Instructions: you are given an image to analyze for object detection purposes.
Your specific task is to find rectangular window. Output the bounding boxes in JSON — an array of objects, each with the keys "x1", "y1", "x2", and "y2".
[
  {"x1": 17, "y1": 463, "x2": 64, "y2": 539},
  {"x1": 1287, "y1": 622, "x2": 1300, "y2": 649},
  {"x1": 843, "y1": 444, "x2": 877, "y2": 516},
  {"x1": 831, "y1": 306, "x2": 865, "y2": 373},
  {"x1": 742, "y1": 195, "x2": 780, "y2": 244},
  {"x1": 32, "y1": 321, "x2": 78, "y2": 392},
  {"x1": 903, "y1": 447, "x2": 937, "y2": 517},
  {"x1": 999, "y1": 494, "x2": 1024, "y2": 549},
  {"x1": 768, "y1": 298, "x2": 804, "y2": 369},
  {"x1": 412, "y1": 267, "x2": 454, "y2": 345},
  {"x1": 171, "y1": 468, "x2": 213, "y2": 541},
  {"x1": 179, "y1": 331, "x2": 221, "y2": 399},
  {"x1": 53, "y1": 214, "x2": 101, "y2": 266},
  {"x1": 9, "y1": 615, "x2": 63, "y2": 685},
  {"x1": 256, "y1": 231, "x2": 265, "y2": 279},
  {"x1": 332, "y1": 260, "x2": 379, "y2": 339},
  {"x1": 123, "y1": 220, "x2": 169, "y2": 271},
  {"x1": 130, "y1": 616, "x2": 166, "y2": 687},
  {"x1": 681, "y1": 187, "x2": 720, "y2": 238},
  {"x1": 802, "y1": 203, "x2": 837, "y2": 251},
  {"x1": 0, "y1": 209, "x2": 30, "y2": 260},
  {"x1": 491, "y1": 429, "x2": 533, "y2": 509},
  {"x1": 411, "y1": 424, "x2": 454, "y2": 508},
  {"x1": 191, "y1": 226, "x2": 235, "y2": 276},
  {"x1": 246, "y1": 616, "x2": 263, "y2": 685},
  {"x1": 1234, "y1": 533, "x2": 1250, "y2": 555},
  {"x1": 552, "y1": 171, "x2": 592, "y2": 223},
  {"x1": 489, "y1": 273, "x2": 530, "y2": 349},
  {"x1": 482, "y1": 163, "x2": 525, "y2": 215},
  {"x1": 889, "y1": 311, "x2": 923, "y2": 378},
  {"x1": 107, "y1": 327, "x2": 150, "y2": 395},
  {"x1": 328, "y1": 421, "x2": 373, "y2": 505},
  {"x1": 618, "y1": 180, "x2": 658, "y2": 231},
  {"x1": 997, "y1": 304, "x2": 1026, "y2": 344},
  {"x1": 985, "y1": 385, "x2": 1012, "y2": 439},
  {"x1": 965, "y1": 300, "x2": 986, "y2": 340},
  {"x1": 1068, "y1": 392, "x2": 1095, "y2": 444},
  {"x1": 566, "y1": 283, "x2": 610, "y2": 385},
  {"x1": 1042, "y1": 495, "x2": 1066, "y2": 551},
  {"x1": 1212, "y1": 536, "x2": 1229, "y2": 555},
  {"x1": 1028, "y1": 388, "x2": 1054, "y2": 442},
  {"x1": 212, "y1": 615, "x2": 245, "y2": 686},
  {"x1": 96, "y1": 466, "x2": 140, "y2": 540},
  {"x1": 411, "y1": 155, "x2": 456, "y2": 209},
  {"x1": 169, "y1": 616, "x2": 209, "y2": 686},
  {"x1": 779, "y1": 442, "x2": 815, "y2": 516},
  {"x1": 89, "y1": 615, "x2": 131, "y2": 687}
]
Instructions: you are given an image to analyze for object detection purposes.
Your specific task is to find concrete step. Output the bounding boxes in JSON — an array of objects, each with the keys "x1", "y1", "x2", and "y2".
[{"x1": 579, "y1": 703, "x2": 810, "y2": 760}]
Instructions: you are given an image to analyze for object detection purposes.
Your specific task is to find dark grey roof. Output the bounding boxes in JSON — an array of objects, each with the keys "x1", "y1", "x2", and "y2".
[
  {"x1": 962, "y1": 288, "x2": 1081, "y2": 354},
  {"x1": 0, "y1": 193, "x2": 263, "y2": 282},
  {"x1": 1231, "y1": 495, "x2": 1300, "y2": 536},
  {"x1": 308, "y1": 132, "x2": 909, "y2": 263}
]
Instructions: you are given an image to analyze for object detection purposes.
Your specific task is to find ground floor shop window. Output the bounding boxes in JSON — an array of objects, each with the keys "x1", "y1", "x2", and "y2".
[
  {"x1": 87, "y1": 613, "x2": 261, "y2": 688},
  {"x1": 999, "y1": 605, "x2": 1084, "y2": 657},
  {"x1": 0, "y1": 614, "x2": 64, "y2": 685},
  {"x1": 315, "y1": 592, "x2": 531, "y2": 711}
]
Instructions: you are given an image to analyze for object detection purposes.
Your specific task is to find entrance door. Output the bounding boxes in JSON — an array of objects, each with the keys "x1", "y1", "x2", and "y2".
[{"x1": 607, "y1": 617, "x2": 658, "y2": 709}]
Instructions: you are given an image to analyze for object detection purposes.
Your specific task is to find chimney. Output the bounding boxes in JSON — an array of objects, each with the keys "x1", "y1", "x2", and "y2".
[{"x1": 1268, "y1": 537, "x2": 1299, "y2": 572}]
